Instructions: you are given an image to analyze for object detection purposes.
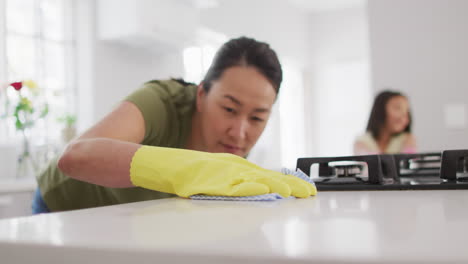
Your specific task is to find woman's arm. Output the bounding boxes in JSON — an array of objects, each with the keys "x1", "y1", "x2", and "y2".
[
  {"x1": 57, "y1": 101, "x2": 145, "y2": 188},
  {"x1": 57, "y1": 99, "x2": 317, "y2": 199}
]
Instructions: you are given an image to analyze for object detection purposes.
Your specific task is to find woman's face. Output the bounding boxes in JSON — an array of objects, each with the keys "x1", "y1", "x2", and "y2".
[
  {"x1": 196, "y1": 66, "x2": 277, "y2": 157},
  {"x1": 385, "y1": 96, "x2": 410, "y2": 134}
]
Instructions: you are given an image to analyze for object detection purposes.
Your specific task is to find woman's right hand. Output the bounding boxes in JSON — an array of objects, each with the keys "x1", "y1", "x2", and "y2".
[{"x1": 130, "y1": 145, "x2": 317, "y2": 198}]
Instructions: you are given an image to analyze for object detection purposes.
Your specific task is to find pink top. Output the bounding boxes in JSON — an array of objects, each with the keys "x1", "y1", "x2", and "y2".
[{"x1": 354, "y1": 132, "x2": 417, "y2": 155}]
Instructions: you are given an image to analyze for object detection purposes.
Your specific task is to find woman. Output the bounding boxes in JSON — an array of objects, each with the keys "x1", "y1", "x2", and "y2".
[
  {"x1": 354, "y1": 90, "x2": 417, "y2": 155},
  {"x1": 33, "y1": 36, "x2": 316, "y2": 213}
]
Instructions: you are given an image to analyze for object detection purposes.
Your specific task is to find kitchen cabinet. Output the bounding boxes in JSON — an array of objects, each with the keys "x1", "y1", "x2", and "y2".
[
  {"x1": 0, "y1": 179, "x2": 36, "y2": 219},
  {"x1": 97, "y1": 0, "x2": 199, "y2": 52},
  {"x1": 0, "y1": 191, "x2": 34, "y2": 219}
]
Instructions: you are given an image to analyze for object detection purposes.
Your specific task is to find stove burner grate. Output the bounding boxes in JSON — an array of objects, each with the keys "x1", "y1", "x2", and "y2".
[{"x1": 296, "y1": 150, "x2": 468, "y2": 191}]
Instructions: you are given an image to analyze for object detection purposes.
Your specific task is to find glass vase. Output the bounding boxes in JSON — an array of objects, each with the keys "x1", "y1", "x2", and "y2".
[{"x1": 16, "y1": 129, "x2": 38, "y2": 179}]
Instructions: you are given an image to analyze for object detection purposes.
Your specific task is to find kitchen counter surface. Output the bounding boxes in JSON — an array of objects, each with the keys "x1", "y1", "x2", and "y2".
[{"x1": 1, "y1": 190, "x2": 467, "y2": 263}]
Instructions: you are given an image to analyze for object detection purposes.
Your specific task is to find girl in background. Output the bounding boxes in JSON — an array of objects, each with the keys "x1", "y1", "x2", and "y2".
[{"x1": 354, "y1": 90, "x2": 417, "y2": 155}]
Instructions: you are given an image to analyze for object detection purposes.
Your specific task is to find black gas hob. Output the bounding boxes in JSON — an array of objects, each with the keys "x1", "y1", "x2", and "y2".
[{"x1": 296, "y1": 149, "x2": 468, "y2": 191}]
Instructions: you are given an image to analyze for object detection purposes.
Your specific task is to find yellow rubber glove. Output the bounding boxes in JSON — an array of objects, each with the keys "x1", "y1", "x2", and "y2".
[{"x1": 129, "y1": 146, "x2": 316, "y2": 198}]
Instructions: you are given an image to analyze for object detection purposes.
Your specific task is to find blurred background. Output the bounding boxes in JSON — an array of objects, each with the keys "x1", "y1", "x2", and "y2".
[{"x1": 0, "y1": 0, "x2": 467, "y2": 182}]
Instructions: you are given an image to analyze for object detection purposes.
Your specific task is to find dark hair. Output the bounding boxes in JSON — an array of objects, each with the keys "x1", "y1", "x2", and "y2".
[
  {"x1": 202, "y1": 36, "x2": 283, "y2": 95},
  {"x1": 366, "y1": 90, "x2": 412, "y2": 139}
]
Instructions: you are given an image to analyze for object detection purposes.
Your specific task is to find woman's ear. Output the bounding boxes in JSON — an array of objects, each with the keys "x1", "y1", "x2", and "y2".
[{"x1": 196, "y1": 83, "x2": 206, "y2": 112}]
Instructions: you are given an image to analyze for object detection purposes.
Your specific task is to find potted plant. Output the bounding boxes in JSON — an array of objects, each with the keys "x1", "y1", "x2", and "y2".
[{"x1": 7, "y1": 80, "x2": 49, "y2": 178}]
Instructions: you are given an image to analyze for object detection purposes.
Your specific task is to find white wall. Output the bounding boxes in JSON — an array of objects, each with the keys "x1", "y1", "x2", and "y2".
[
  {"x1": 305, "y1": 7, "x2": 371, "y2": 156},
  {"x1": 75, "y1": 0, "x2": 95, "y2": 132},
  {"x1": 307, "y1": 7, "x2": 370, "y2": 67},
  {"x1": 368, "y1": 0, "x2": 468, "y2": 151},
  {"x1": 199, "y1": 0, "x2": 310, "y2": 67},
  {"x1": 75, "y1": 0, "x2": 185, "y2": 127},
  {"x1": 94, "y1": 43, "x2": 184, "y2": 120}
]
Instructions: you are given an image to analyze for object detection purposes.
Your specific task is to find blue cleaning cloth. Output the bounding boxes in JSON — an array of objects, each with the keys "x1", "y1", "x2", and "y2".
[
  {"x1": 190, "y1": 193, "x2": 288, "y2": 201},
  {"x1": 190, "y1": 168, "x2": 314, "y2": 201}
]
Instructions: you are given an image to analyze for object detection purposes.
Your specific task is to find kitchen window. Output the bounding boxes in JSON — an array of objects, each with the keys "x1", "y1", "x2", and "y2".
[{"x1": 0, "y1": 0, "x2": 76, "y2": 176}]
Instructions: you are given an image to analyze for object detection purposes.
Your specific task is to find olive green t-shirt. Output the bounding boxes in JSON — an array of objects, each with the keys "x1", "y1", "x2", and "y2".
[{"x1": 37, "y1": 79, "x2": 197, "y2": 212}]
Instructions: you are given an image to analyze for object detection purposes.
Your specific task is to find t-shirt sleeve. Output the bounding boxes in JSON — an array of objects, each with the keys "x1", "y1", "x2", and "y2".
[{"x1": 124, "y1": 82, "x2": 169, "y2": 145}]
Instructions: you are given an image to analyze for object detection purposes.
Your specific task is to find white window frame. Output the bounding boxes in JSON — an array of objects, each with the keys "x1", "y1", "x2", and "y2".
[{"x1": 0, "y1": 0, "x2": 77, "y2": 144}]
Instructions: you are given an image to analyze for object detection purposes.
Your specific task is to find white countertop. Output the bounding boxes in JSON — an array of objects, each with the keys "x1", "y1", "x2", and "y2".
[{"x1": 1, "y1": 190, "x2": 467, "y2": 264}]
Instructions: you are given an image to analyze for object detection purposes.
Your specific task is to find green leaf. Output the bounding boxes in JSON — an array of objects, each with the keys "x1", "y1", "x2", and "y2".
[
  {"x1": 39, "y1": 104, "x2": 49, "y2": 118},
  {"x1": 15, "y1": 118, "x2": 24, "y2": 130}
]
